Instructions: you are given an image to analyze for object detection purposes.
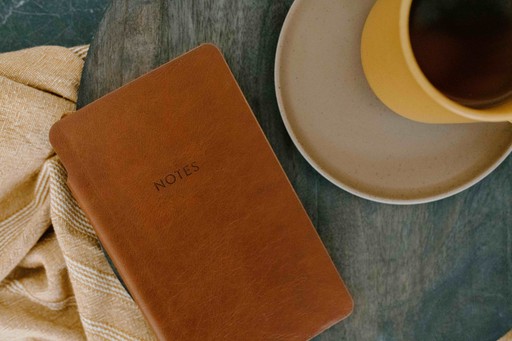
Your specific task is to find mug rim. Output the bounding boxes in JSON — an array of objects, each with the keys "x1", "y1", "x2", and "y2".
[{"x1": 398, "y1": 0, "x2": 512, "y2": 122}]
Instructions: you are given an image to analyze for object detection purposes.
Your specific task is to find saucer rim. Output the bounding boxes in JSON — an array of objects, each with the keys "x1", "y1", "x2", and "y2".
[{"x1": 274, "y1": 0, "x2": 512, "y2": 205}]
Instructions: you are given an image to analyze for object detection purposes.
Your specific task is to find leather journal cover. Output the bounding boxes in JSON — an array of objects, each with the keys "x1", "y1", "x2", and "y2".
[{"x1": 49, "y1": 44, "x2": 353, "y2": 340}]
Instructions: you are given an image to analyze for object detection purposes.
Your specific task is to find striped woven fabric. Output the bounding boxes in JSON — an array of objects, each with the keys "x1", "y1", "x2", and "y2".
[{"x1": 0, "y1": 46, "x2": 155, "y2": 340}]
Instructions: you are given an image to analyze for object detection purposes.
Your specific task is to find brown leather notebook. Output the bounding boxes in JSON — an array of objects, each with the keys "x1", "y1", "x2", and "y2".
[{"x1": 49, "y1": 44, "x2": 353, "y2": 340}]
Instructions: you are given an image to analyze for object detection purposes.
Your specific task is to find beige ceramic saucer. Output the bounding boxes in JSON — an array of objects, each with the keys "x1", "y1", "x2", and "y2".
[{"x1": 275, "y1": 0, "x2": 512, "y2": 204}]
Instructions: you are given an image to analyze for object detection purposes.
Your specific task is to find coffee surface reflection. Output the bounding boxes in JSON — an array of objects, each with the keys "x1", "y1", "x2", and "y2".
[{"x1": 409, "y1": 0, "x2": 512, "y2": 108}]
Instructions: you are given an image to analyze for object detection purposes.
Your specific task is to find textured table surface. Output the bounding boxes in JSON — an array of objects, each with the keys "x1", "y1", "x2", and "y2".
[
  {"x1": 77, "y1": 1, "x2": 512, "y2": 340},
  {"x1": 0, "y1": 0, "x2": 107, "y2": 52}
]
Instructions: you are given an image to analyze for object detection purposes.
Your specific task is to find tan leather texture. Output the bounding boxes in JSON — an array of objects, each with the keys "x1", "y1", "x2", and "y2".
[{"x1": 49, "y1": 44, "x2": 353, "y2": 341}]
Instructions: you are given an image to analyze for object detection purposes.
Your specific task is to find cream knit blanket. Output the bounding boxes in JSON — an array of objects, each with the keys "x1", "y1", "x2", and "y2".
[{"x1": 0, "y1": 46, "x2": 155, "y2": 340}]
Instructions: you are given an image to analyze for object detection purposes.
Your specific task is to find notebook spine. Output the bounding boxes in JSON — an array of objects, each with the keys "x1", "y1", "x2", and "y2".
[
  {"x1": 50, "y1": 122, "x2": 158, "y2": 334},
  {"x1": 50, "y1": 123, "x2": 119, "y2": 263}
]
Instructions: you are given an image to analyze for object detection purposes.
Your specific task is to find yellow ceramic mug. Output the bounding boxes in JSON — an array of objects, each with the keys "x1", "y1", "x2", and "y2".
[{"x1": 361, "y1": 0, "x2": 512, "y2": 124}]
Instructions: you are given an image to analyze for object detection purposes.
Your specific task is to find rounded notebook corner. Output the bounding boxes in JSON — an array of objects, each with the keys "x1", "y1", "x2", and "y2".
[
  {"x1": 48, "y1": 121, "x2": 62, "y2": 148},
  {"x1": 199, "y1": 43, "x2": 223, "y2": 56},
  {"x1": 344, "y1": 294, "x2": 355, "y2": 318}
]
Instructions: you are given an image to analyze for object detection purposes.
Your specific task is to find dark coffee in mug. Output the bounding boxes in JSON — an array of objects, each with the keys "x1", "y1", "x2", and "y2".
[{"x1": 409, "y1": 0, "x2": 512, "y2": 108}]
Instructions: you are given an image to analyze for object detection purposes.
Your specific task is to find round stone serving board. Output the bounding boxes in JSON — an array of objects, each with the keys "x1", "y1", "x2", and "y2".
[
  {"x1": 77, "y1": 0, "x2": 512, "y2": 339},
  {"x1": 275, "y1": 0, "x2": 512, "y2": 204}
]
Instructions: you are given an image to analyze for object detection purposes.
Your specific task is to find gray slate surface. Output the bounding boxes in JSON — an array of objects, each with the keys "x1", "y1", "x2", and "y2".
[{"x1": 0, "y1": 0, "x2": 107, "y2": 52}]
